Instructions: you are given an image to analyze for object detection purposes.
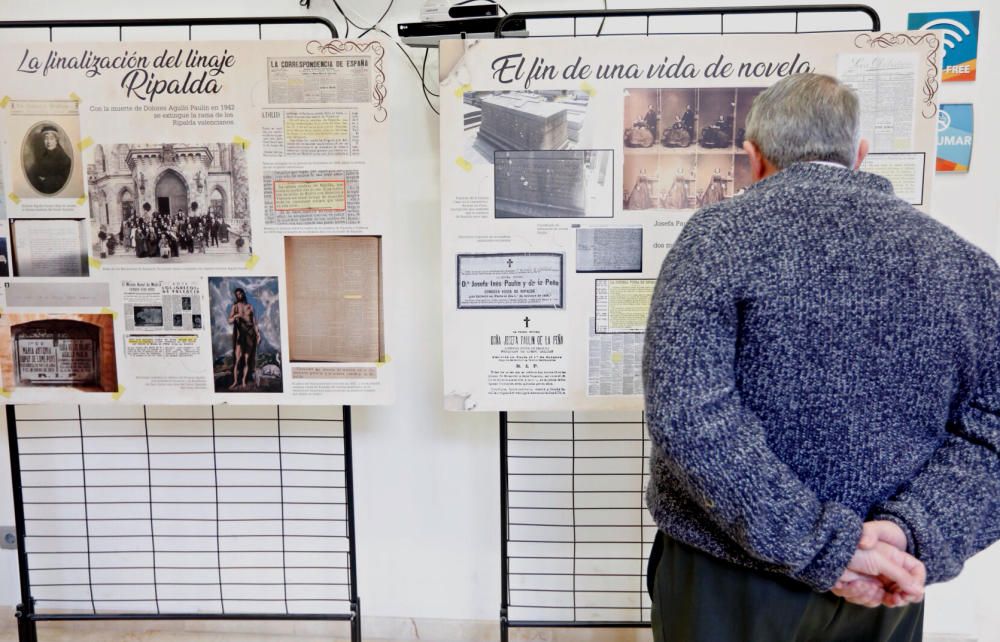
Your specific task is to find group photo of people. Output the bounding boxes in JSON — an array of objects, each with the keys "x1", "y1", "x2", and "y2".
[
  {"x1": 87, "y1": 142, "x2": 252, "y2": 264},
  {"x1": 115, "y1": 203, "x2": 236, "y2": 260}
]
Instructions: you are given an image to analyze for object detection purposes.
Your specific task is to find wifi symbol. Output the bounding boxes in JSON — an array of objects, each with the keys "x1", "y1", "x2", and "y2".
[{"x1": 917, "y1": 17, "x2": 972, "y2": 50}]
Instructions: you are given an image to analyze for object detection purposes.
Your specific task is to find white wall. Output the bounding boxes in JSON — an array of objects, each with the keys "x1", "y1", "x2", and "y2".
[{"x1": 0, "y1": 0, "x2": 996, "y2": 640}]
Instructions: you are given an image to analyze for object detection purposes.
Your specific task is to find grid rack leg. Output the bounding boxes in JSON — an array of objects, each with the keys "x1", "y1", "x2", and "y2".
[{"x1": 15, "y1": 603, "x2": 38, "y2": 642}]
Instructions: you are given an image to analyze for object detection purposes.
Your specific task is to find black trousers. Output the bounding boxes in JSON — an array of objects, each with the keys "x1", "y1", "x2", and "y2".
[{"x1": 647, "y1": 532, "x2": 923, "y2": 642}]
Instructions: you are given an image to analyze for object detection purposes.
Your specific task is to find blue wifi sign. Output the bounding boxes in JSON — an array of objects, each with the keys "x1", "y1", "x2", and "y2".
[{"x1": 908, "y1": 11, "x2": 980, "y2": 82}]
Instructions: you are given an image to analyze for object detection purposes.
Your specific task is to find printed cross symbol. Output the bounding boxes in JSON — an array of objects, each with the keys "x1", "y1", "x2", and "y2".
[
  {"x1": 507, "y1": 258, "x2": 514, "y2": 267},
  {"x1": 523, "y1": 317, "x2": 530, "y2": 328}
]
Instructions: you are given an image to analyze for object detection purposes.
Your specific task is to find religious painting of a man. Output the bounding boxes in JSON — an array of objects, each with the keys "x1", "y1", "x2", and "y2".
[
  {"x1": 208, "y1": 276, "x2": 283, "y2": 393},
  {"x1": 228, "y1": 287, "x2": 259, "y2": 389}
]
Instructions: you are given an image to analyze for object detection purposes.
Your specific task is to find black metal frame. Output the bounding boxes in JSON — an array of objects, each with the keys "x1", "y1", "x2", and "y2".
[
  {"x1": 1, "y1": 17, "x2": 365, "y2": 642},
  {"x1": 495, "y1": 6, "x2": 880, "y2": 641},
  {"x1": 8, "y1": 404, "x2": 361, "y2": 642},
  {"x1": 495, "y1": 4, "x2": 880, "y2": 37}
]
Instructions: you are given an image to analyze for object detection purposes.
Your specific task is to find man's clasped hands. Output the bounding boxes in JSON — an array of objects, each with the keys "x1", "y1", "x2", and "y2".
[{"x1": 832, "y1": 520, "x2": 925, "y2": 608}]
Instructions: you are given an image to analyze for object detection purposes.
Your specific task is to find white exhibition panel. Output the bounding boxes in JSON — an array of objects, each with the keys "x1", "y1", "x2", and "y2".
[
  {"x1": 0, "y1": 36, "x2": 394, "y2": 405},
  {"x1": 439, "y1": 31, "x2": 939, "y2": 412},
  {"x1": 0, "y1": 2, "x2": 995, "y2": 642}
]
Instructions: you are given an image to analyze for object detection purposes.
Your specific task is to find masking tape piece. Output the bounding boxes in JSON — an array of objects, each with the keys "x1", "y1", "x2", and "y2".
[
  {"x1": 455, "y1": 157, "x2": 473, "y2": 172},
  {"x1": 111, "y1": 385, "x2": 125, "y2": 401},
  {"x1": 244, "y1": 254, "x2": 260, "y2": 269},
  {"x1": 377, "y1": 354, "x2": 392, "y2": 367},
  {"x1": 77, "y1": 136, "x2": 93, "y2": 151},
  {"x1": 581, "y1": 81, "x2": 597, "y2": 96},
  {"x1": 7, "y1": 192, "x2": 20, "y2": 204},
  {"x1": 343, "y1": 294, "x2": 362, "y2": 300},
  {"x1": 0, "y1": 96, "x2": 9, "y2": 108},
  {"x1": 69, "y1": 92, "x2": 81, "y2": 102},
  {"x1": 100, "y1": 306, "x2": 119, "y2": 320},
  {"x1": 88, "y1": 256, "x2": 102, "y2": 269},
  {"x1": 611, "y1": 351, "x2": 623, "y2": 364},
  {"x1": 233, "y1": 135, "x2": 251, "y2": 149},
  {"x1": 453, "y1": 83, "x2": 472, "y2": 97},
  {"x1": 76, "y1": 195, "x2": 87, "y2": 206}
]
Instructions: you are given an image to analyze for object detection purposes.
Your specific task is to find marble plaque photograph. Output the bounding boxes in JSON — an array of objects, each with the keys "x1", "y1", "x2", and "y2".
[{"x1": 0, "y1": 312, "x2": 118, "y2": 392}]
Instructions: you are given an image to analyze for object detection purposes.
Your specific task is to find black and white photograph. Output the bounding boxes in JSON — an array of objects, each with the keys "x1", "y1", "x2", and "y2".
[
  {"x1": 576, "y1": 227, "x2": 643, "y2": 273},
  {"x1": 172, "y1": 313, "x2": 183, "y2": 328},
  {"x1": 86, "y1": 143, "x2": 252, "y2": 264},
  {"x1": 8, "y1": 100, "x2": 85, "y2": 199},
  {"x1": 181, "y1": 296, "x2": 192, "y2": 311},
  {"x1": 494, "y1": 150, "x2": 613, "y2": 218},
  {"x1": 0, "y1": 238, "x2": 9, "y2": 278},
  {"x1": 9, "y1": 218, "x2": 90, "y2": 277},
  {"x1": 192, "y1": 314, "x2": 202, "y2": 330},
  {"x1": 133, "y1": 306, "x2": 164, "y2": 328},
  {"x1": 462, "y1": 90, "x2": 590, "y2": 164}
]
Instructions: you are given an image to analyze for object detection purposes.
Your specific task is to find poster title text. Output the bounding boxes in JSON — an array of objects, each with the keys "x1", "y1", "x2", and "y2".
[
  {"x1": 492, "y1": 53, "x2": 813, "y2": 89},
  {"x1": 15, "y1": 48, "x2": 237, "y2": 102}
]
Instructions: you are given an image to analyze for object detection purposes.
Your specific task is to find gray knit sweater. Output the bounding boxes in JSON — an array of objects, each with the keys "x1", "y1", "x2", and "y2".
[{"x1": 643, "y1": 162, "x2": 1000, "y2": 592}]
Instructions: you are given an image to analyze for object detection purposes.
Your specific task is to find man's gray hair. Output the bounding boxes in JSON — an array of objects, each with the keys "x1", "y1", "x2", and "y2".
[{"x1": 744, "y1": 73, "x2": 861, "y2": 169}]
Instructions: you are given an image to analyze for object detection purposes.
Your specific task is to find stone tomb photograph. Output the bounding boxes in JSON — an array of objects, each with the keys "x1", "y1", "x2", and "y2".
[
  {"x1": 494, "y1": 150, "x2": 613, "y2": 218},
  {"x1": 461, "y1": 89, "x2": 590, "y2": 164},
  {"x1": 86, "y1": 143, "x2": 251, "y2": 264},
  {"x1": 0, "y1": 312, "x2": 118, "y2": 393}
]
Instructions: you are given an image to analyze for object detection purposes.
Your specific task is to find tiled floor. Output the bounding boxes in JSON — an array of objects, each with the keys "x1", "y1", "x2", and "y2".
[{"x1": 0, "y1": 619, "x2": 657, "y2": 642}]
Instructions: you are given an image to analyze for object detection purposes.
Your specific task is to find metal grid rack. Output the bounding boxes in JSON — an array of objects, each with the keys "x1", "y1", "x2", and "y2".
[
  {"x1": 495, "y1": 6, "x2": 881, "y2": 641},
  {"x1": 1, "y1": 16, "x2": 363, "y2": 642},
  {"x1": 9, "y1": 404, "x2": 360, "y2": 641}
]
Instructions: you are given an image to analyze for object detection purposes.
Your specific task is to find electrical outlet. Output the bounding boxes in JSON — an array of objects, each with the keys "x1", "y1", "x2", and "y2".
[{"x1": 0, "y1": 526, "x2": 16, "y2": 549}]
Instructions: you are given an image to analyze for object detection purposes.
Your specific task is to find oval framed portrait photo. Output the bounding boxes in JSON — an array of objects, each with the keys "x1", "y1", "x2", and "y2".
[{"x1": 21, "y1": 120, "x2": 74, "y2": 196}]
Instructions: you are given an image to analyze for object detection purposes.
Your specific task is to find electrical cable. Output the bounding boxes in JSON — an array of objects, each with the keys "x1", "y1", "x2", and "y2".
[
  {"x1": 358, "y1": 0, "x2": 395, "y2": 38},
  {"x1": 329, "y1": 0, "x2": 440, "y2": 114}
]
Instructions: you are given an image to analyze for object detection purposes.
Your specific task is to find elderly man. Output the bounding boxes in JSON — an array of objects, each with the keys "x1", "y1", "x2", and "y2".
[{"x1": 643, "y1": 73, "x2": 999, "y2": 641}]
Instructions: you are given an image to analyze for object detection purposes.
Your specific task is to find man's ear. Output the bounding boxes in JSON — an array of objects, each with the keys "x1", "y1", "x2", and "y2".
[
  {"x1": 853, "y1": 138, "x2": 869, "y2": 170},
  {"x1": 743, "y1": 140, "x2": 768, "y2": 182}
]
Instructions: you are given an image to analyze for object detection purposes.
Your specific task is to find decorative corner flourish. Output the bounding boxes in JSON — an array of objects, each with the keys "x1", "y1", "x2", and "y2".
[
  {"x1": 306, "y1": 39, "x2": 388, "y2": 123},
  {"x1": 853, "y1": 33, "x2": 941, "y2": 119}
]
